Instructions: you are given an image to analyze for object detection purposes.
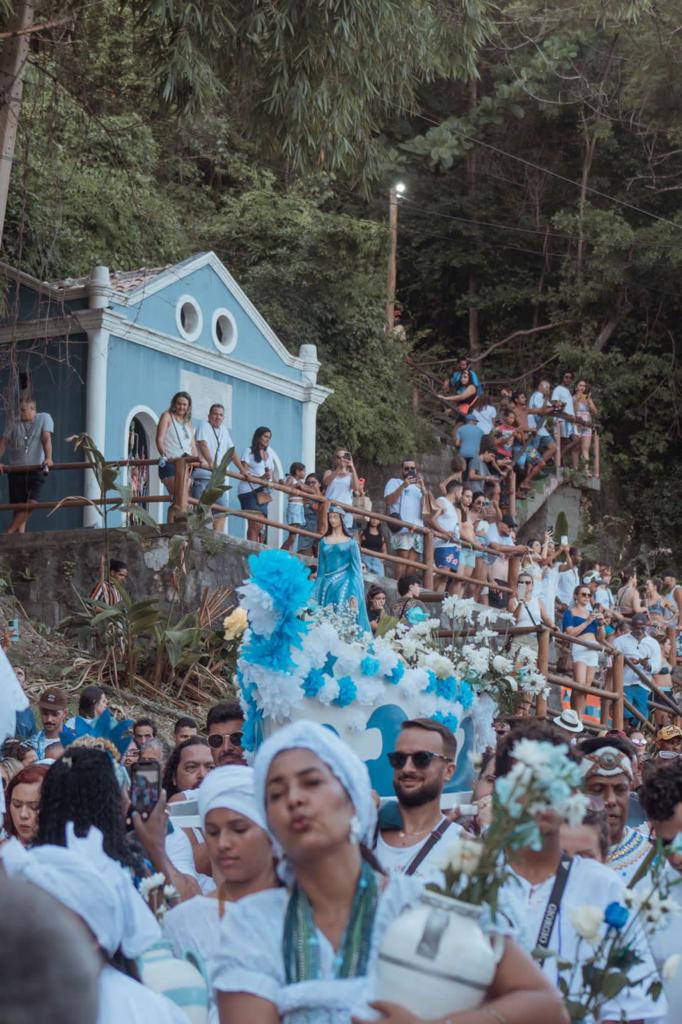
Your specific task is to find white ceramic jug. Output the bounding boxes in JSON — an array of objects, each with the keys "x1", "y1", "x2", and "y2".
[{"x1": 375, "y1": 892, "x2": 504, "y2": 1020}]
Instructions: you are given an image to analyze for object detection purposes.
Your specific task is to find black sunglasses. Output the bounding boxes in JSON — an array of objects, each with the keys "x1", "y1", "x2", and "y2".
[
  {"x1": 388, "y1": 750, "x2": 452, "y2": 770},
  {"x1": 208, "y1": 731, "x2": 243, "y2": 749}
]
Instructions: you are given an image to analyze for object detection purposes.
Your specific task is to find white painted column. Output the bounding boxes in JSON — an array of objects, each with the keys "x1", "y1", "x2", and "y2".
[
  {"x1": 299, "y1": 343, "x2": 321, "y2": 473},
  {"x1": 83, "y1": 265, "x2": 111, "y2": 527}
]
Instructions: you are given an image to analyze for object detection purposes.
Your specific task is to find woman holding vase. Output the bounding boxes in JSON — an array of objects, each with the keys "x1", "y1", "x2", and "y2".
[
  {"x1": 313, "y1": 507, "x2": 371, "y2": 634},
  {"x1": 212, "y1": 720, "x2": 566, "y2": 1024}
]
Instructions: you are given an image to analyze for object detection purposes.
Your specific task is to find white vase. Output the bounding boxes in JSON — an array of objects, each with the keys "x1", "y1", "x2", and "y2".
[{"x1": 374, "y1": 892, "x2": 504, "y2": 1020}]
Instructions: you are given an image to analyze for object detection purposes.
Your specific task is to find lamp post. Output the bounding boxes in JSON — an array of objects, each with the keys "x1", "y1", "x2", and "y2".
[{"x1": 386, "y1": 181, "x2": 406, "y2": 333}]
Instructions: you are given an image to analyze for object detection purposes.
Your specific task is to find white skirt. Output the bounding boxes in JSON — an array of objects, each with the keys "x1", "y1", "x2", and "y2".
[{"x1": 571, "y1": 644, "x2": 599, "y2": 668}]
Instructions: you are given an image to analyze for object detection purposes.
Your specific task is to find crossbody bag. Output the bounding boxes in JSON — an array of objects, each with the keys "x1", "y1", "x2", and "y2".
[{"x1": 534, "y1": 855, "x2": 573, "y2": 951}]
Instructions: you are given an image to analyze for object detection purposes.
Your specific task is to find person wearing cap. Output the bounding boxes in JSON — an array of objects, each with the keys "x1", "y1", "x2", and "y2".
[
  {"x1": 485, "y1": 512, "x2": 528, "y2": 610},
  {"x1": 656, "y1": 725, "x2": 682, "y2": 755},
  {"x1": 33, "y1": 687, "x2": 68, "y2": 759},
  {"x1": 580, "y1": 735, "x2": 650, "y2": 884},
  {"x1": 0, "y1": 824, "x2": 188, "y2": 1023},
  {"x1": 552, "y1": 708, "x2": 585, "y2": 742},
  {"x1": 211, "y1": 719, "x2": 564, "y2": 1024},
  {"x1": 163, "y1": 766, "x2": 276, "y2": 1012},
  {"x1": 612, "y1": 612, "x2": 662, "y2": 721}
]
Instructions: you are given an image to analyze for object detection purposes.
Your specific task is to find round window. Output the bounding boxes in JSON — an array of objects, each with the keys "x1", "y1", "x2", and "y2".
[
  {"x1": 212, "y1": 308, "x2": 238, "y2": 354},
  {"x1": 175, "y1": 295, "x2": 203, "y2": 342}
]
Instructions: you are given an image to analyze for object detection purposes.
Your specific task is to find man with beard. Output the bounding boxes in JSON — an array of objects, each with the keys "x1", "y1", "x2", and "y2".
[
  {"x1": 375, "y1": 718, "x2": 463, "y2": 879},
  {"x1": 206, "y1": 700, "x2": 246, "y2": 767}
]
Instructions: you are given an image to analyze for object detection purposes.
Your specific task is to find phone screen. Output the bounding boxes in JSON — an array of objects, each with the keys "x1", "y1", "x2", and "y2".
[{"x1": 130, "y1": 762, "x2": 161, "y2": 820}]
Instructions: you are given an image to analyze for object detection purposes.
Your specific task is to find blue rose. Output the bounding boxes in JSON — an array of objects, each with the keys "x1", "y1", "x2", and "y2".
[{"x1": 604, "y1": 902, "x2": 629, "y2": 930}]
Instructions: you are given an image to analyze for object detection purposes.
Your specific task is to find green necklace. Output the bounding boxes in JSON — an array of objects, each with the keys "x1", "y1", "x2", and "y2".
[{"x1": 283, "y1": 860, "x2": 379, "y2": 984}]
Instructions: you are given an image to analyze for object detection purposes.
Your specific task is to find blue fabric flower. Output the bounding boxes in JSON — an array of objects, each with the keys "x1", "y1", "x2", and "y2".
[
  {"x1": 425, "y1": 670, "x2": 438, "y2": 694},
  {"x1": 385, "y1": 661, "x2": 404, "y2": 685},
  {"x1": 247, "y1": 549, "x2": 314, "y2": 616},
  {"x1": 604, "y1": 902, "x2": 629, "y2": 930},
  {"x1": 433, "y1": 710, "x2": 459, "y2": 733},
  {"x1": 435, "y1": 676, "x2": 458, "y2": 702},
  {"x1": 360, "y1": 655, "x2": 380, "y2": 677},
  {"x1": 241, "y1": 706, "x2": 261, "y2": 753},
  {"x1": 457, "y1": 680, "x2": 474, "y2": 710},
  {"x1": 333, "y1": 676, "x2": 358, "y2": 708},
  {"x1": 303, "y1": 668, "x2": 327, "y2": 698},
  {"x1": 406, "y1": 606, "x2": 429, "y2": 626},
  {"x1": 323, "y1": 653, "x2": 338, "y2": 675}
]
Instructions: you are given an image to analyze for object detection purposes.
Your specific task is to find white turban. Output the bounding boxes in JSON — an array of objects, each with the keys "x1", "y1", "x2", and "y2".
[
  {"x1": 197, "y1": 765, "x2": 267, "y2": 832},
  {"x1": 0, "y1": 824, "x2": 160, "y2": 957},
  {"x1": 253, "y1": 720, "x2": 377, "y2": 846}
]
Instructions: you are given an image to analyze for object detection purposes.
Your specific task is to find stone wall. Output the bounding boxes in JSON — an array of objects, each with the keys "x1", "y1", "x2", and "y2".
[{"x1": 0, "y1": 525, "x2": 399, "y2": 627}]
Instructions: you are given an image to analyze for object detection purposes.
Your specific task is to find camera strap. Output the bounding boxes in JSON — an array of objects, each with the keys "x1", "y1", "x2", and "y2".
[
  {"x1": 405, "y1": 818, "x2": 453, "y2": 877},
  {"x1": 535, "y1": 855, "x2": 573, "y2": 951}
]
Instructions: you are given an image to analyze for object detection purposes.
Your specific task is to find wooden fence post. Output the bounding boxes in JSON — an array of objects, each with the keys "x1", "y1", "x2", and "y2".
[
  {"x1": 555, "y1": 419, "x2": 562, "y2": 472},
  {"x1": 593, "y1": 432, "x2": 600, "y2": 480},
  {"x1": 612, "y1": 652, "x2": 625, "y2": 732},
  {"x1": 423, "y1": 529, "x2": 435, "y2": 591},
  {"x1": 535, "y1": 627, "x2": 549, "y2": 718},
  {"x1": 173, "y1": 458, "x2": 188, "y2": 518}
]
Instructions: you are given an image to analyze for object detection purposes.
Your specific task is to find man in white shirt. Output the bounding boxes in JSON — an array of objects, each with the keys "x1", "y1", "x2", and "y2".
[
  {"x1": 527, "y1": 378, "x2": 558, "y2": 464},
  {"x1": 551, "y1": 369, "x2": 576, "y2": 438},
  {"x1": 430, "y1": 480, "x2": 461, "y2": 593},
  {"x1": 498, "y1": 724, "x2": 665, "y2": 1023},
  {"x1": 612, "y1": 613, "x2": 662, "y2": 721},
  {"x1": 375, "y1": 718, "x2": 463, "y2": 880},
  {"x1": 384, "y1": 458, "x2": 426, "y2": 578},
  {"x1": 191, "y1": 403, "x2": 245, "y2": 532},
  {"x1": 472, "y1": 394, "x2": 497, "y2": 435}
]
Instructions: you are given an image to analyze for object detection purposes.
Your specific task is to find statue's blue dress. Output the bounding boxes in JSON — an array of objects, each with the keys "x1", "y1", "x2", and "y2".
[{"x1": 313, "y1": 538, "x2": 371, "y2": 634}]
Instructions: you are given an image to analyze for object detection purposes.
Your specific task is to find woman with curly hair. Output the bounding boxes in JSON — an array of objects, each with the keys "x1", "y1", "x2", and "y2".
[{"x1": 35, "y1": 746, "x2": 146, "y2": 877}]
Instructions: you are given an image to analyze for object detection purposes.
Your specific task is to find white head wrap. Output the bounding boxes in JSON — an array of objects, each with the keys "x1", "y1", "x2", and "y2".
[
  {"x1": 197, "y1": 765, "x2": 267, "y2": 831},
  {"x1": 0, "y1": 824, "x2": 160, "y2": 957},
  {"x1": 253, "y1": 720, "x2": 377, "y2": 846},
  {"x1": 584, "y1": 745, "x2": 634, "y2": 781}
]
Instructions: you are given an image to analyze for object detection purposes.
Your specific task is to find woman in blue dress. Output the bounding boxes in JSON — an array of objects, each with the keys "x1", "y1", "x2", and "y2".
[{"x1": 313, "y1": 508, "x2": 371, "y2": 634}]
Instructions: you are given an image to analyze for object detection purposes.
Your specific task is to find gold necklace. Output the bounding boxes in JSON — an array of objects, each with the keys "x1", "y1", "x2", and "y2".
[{"x1": 398, "y1": 822, "x2": 438, "y2": 839}]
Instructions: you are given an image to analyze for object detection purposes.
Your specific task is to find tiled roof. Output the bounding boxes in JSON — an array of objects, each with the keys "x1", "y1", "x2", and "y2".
[{"x1": 49, "y1": 266, "x2": 170, "y2": 293}]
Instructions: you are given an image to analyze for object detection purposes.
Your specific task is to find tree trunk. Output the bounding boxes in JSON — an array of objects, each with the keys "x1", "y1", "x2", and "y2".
[
  {"x1": 0, "y1": 0, "x2": 34, "y2": 249},
  {"x1": 576, "y1": 131, "x2": 597, "y2": 285},
  {"x1": 467, "y1": 77, "x2": 479, "y2": 359}
]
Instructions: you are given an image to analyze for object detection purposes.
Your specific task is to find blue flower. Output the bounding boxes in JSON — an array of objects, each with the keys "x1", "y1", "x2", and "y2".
[
  {"x1": 435, "y1": 676, "x2": 458, "y2": 702},
  {"x1": 360, "y1": 655, "x2": 380, "y2": 677},
  {"x1": 406, "y1": 606, "x2": 429, "y2": 626},
  {"x1": 247, "y1": 549, "x2": 314, "y2": 616},
  {"x1": 241, "y1": 706, "x2": 261, "y2": 752},
  {"x1": 425, "y1": 670, "x2": 438, "y2": 694},
  {"x1": 323, "y1": 653, "x2": 338, "y2": 675},
  {"x1": 333, "y1": 676, "x2": 357, "y2": 708},
  {"x1": 604, "y1": 902, "x2": 629, "y2": 931},
  {"x1": 303, "y1": 668, "x2": 327, "y2": 698},
  {"x1": 457, "y1": 680, "x2": 474, "y2": 710},
  {"x1": 385, "y1": 661, "x2": 404, "y2": 685},
  {"x1": 433, "y1": 710, "x2": 459, "y2": 733}
]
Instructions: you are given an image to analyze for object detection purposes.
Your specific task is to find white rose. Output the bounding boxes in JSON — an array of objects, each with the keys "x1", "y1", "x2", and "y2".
[
  {"x1": 440, "y1": 836, "x2": 484, "y2": 875},
  {"x1": 569, "y1": 905, "x2": 604, "y2": 945},
  {"x1": 663, "y1": 954, "x2": 681, "y2": 980}
]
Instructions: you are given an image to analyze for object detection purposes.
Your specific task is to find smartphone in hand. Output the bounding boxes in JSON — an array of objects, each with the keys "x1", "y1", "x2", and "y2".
[{"x1": 127, "y1": 761, "x2": 161, "y2": 824}]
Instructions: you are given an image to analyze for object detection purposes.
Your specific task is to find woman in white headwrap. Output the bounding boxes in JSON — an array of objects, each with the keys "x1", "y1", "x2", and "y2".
[
  {"x1": 0, "y1": 824, "x2": 187, "y2": 1024},
  {"x1": 211, "y1": 721, "x2": 566, "y2": 1024},
  {"x1": 163, "y1": 765, "x2": 276, "y2": 1015}
]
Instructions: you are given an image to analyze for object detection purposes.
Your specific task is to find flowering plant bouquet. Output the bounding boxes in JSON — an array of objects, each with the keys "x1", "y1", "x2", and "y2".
[
  {"x1": 557, "y1": 839, "x2": 682, "y2": 1021},
  {"x1": 138, "y1": 872, "x2": 179, "y2": 923},
  {"x1": 432, "y1": 740, "x2": 589, "y2": 913}
]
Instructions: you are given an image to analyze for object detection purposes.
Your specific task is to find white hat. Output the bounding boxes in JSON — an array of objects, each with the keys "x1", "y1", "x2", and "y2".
[
  {"x1": 197, "y1": 765, "x2": 266, "y2": 831},
  {"x1": 552, "y1": 708, "x2": 585, "y2": 734}
]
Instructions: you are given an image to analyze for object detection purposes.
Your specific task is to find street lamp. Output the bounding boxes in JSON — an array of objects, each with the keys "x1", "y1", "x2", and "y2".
[{"x1": 386, "y1": 182, "x2": 406, "y2": 332}]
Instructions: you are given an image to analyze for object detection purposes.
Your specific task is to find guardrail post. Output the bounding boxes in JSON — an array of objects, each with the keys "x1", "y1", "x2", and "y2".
[
  {"x1": 535, "y1": 627, "x2": 549, "y2": 718},
  {"x1": 423, "y1": 529, "x2": 435, "y2": 591},
  {"x1": 612, "y1": 652, "x2": 624, "y2": 732},
  {"x1": 593, "y1": 431, "x2": 600, "y2": 480},
  {"x1": 173, "y1": 458, "x2": 188, "y2": 518},
  {"x1": 509, "y1": 471, "x2": 516, "y2": 519},
  {"x1": 507, "y1": 554, "x2": 520, "y2": 610},
  {"x1": 554, "y1": 419, "x2": 562, "y2": 472}
]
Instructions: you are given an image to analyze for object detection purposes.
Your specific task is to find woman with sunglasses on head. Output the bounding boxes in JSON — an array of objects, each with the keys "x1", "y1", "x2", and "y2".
[
  {"x1": 562, "y1": 584, "x2": 605, "y2": 715},
  {"x1": 156, "y1": 391, "x2": 199, "y2": 524},
  {"x1": 211, "y1": 720, "x2": 567, "y2": 1024}
]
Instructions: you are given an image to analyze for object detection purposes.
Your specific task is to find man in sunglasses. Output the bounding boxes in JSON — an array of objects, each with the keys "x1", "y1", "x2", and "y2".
[
  {"x1": 206, "y1": 700, "x2": 246, "y2": 767},
  {"x1": 374, "y1": 718, "x2": 462, "y2": 879},
  {"x1": 580, "y1": 735, "x2": 649, "y2": 885}
]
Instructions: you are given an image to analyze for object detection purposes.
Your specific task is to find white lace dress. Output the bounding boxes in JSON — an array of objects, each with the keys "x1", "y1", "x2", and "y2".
[{"x1": 209, "y1": 874, "x2": 423, "y2": 1024}]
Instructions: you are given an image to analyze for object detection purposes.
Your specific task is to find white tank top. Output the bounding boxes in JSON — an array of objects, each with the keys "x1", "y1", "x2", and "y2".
[
  {"x1": 325, "y1": 472, "x2": 354, "y2": 507},
  {"x1": 163, "y1": 416, "x2": 194, "y2": 459},
  {"x1": 517, "y1": 597, "x2": 542, "y2": 629}
]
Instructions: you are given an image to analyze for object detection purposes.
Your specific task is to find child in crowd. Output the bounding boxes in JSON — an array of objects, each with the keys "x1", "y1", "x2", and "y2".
[
  {"x1": 494, "y1": 410, "x2": 517, "y2": 462},
  {"x1": 281, "y1": 462, "x2": 306, "y2": 552},
  {"x1": 360, "y1": 516, "x2": 387, "y2": 575}
]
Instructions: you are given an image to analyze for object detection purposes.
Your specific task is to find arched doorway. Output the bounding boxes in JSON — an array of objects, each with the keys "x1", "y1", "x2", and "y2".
[{"x1": 122, "y1": 407, "x2": 162, "y2": 524}]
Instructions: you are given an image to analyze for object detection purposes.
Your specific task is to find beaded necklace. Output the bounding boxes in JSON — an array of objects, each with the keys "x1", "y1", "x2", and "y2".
[{"x1": 283, "y1": 860, "x2": 379, "y2": 983}]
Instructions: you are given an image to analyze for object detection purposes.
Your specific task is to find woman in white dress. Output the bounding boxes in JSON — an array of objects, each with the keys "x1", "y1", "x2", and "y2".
[
  {"x1": 156, "y1": 391, "x2": 199, "y2": 524},
  {"x1": 210, "y1": 721, "x2": 565, "y2": 1024},
  {"x1": 163, "y1": 766, "x2": 277, "y2": 1017}
]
